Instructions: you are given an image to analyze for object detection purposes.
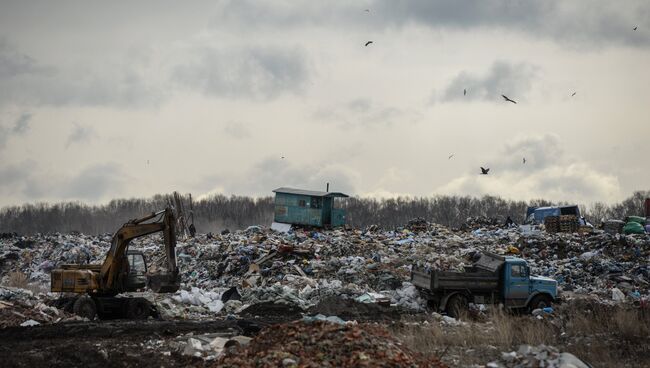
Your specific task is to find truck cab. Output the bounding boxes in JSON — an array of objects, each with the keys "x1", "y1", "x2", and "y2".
[{"x1": 502, "y1": 258, "x2": 557, "y2": 309}]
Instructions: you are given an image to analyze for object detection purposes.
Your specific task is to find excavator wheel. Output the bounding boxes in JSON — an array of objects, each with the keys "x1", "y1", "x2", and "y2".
[
  {"x1": 73, "y1": 296, "x2": 97, "y2": 320},
  {"x1": 126, "y1": 298, "x2": 150, "y2": 319}
]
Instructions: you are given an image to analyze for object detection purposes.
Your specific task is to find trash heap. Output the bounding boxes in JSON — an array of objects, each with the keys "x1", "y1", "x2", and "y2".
[
  {"x1": 487, "y1": 344, "x2": 589, "y2": 368},
  {"x1": 215, "y1": 319, "x2": 447, "y2": 368},
  {"x1": 1, "y1": 218, "x2": 649, "y2": 321},
  {"x1": 0, "y1": 286, "x2": 80, "y2": 327}
]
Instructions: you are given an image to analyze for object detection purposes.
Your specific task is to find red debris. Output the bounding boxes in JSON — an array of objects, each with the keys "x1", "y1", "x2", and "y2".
[{"x1": 215, "y1": 320, "x2": 446, "y2": 368}]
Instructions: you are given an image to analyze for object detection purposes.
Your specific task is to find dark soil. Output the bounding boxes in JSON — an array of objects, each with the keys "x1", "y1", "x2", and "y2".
[
  {"x1": 308, "y1": 296, "x2": 401, "y2": 321},
  {"x1": 239, "y1": 301, "x2": 304, "y2": 323},
  {"x1": 0, "y1": 319, "x2": 248, "y2": 368}
]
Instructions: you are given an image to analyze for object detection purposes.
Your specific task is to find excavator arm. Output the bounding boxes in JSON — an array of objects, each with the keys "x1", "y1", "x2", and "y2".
[{"x1": 99, "y1": 208, "x2": 180, "y2": 294}]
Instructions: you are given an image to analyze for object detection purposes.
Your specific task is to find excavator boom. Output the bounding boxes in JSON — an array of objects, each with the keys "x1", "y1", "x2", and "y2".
[{"x1": 52, "y1": 208, "x2": 181, "y2": 295}]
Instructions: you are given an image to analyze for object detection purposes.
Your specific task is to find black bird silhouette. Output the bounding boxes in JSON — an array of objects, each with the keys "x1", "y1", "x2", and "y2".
[
  {"x1": 281, "y1": 156, "x2": 285, "y2": 159},
  {"x1": 523, "y1": 158, "x2": 526, "y2": 164},
  {"x1": 571, "y1": 92, "x2": 577, "y2": 97},
  {"x1": 633, "y1": 26, "x2": 638, "y2": 30},
  {"x1": 365, "y1": 41, "x2": 373, "y2": 47},
  {"x1": 365, "y1": 9, "x2": 370, "y2": 12},
  {"x1": 501, "y1": 95, "x2": 517, "y2": 104},
  {"x1": 448, "y1": 154, "x2": 454, "y2": 160},
  {"x1": 480, "y1": 167, "x2": 490, "y2": 175},
  {"x1": 463, "y1": 89, "x2": 466, "y2": 96}
]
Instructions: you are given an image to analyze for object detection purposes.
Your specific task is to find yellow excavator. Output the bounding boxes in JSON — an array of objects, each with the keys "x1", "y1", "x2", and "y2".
[{"x1": 51, "y1": 208, "x2": 181, "y2": 319}]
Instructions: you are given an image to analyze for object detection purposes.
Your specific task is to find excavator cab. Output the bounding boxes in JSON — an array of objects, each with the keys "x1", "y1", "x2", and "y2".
[{"x1": 125, "y1": 250, "x2": 147, "y2": 290}]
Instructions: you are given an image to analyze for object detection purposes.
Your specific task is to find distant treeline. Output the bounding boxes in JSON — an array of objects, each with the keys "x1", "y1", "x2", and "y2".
[{"x1": 0, "y1": 191, "x2": 647, "y2": 235}]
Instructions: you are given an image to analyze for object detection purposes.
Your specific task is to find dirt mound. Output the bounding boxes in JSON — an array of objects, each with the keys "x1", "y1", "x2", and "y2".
[
  {"x1": 216, "y1": 320, "x2": 446, "y2": 368},
  {"x1": 239, "y1": 301, "x2": 304, "y2": 322},
  {"x1": 307, "y1": 296, "x2": 400, "y2": 321}
]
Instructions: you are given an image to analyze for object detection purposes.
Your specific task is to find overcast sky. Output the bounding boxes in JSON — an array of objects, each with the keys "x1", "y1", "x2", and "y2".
[{"x1": 0, "y1": 0, "x2": 648, "y2": 207}]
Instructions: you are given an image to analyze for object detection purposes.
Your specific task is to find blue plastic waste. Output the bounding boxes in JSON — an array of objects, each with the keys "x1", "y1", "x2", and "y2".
[{"x1": 543, "y1": 307, "x2": 554, "y2": 314}]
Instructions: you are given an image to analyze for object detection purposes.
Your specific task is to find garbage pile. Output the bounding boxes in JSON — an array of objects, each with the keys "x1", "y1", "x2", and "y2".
[
  {"x1": 0, "y1": 286, "x2": 80, "y2": 327},
  {"x1": 1, "y1": 218, "x2": 649, "y2": 321},
  {"x1": 487, "y1": 344, "x2": 589, "y2": 368},
  {"x1": 215, "y1": 319, "x2": 447, "y2": 368}
]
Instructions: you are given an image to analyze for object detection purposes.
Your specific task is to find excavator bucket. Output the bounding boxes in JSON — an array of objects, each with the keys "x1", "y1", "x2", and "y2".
[{"x1": 147, "y1": 273, "x2": 181, "y2": 293}]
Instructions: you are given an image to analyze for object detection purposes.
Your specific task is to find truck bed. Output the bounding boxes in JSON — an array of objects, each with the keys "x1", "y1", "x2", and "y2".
[{"x1": 411, "y1": 267, "x2": 500, "y2": 292}]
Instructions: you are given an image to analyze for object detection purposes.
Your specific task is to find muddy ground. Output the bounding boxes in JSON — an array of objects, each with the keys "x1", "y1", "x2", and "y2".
[
  {"x1": 2, "y1": 300, "x2": 649, "y2": 367},
  {"x1": 0, "y1": 320, "x2": 248, "y2": 368}
]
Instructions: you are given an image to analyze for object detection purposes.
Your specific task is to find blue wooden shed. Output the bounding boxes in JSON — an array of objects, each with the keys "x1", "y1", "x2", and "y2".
[{"x1": 272, "y1": 187, "x2": 349, "y2": 228}]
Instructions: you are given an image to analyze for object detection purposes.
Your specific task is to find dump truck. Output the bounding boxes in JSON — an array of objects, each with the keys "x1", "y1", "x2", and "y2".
[
  {"x1": 411, "y1": 252, "x2": 558, "y2": 318},
  {"x1": 51, "y1": 208, "x2": 181, "y2": 320}
]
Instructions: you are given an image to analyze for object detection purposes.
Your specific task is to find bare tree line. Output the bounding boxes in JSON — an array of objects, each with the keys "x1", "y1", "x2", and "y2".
[{"x1": 0, "y1": 191, "x2": 647, "y2": 235}]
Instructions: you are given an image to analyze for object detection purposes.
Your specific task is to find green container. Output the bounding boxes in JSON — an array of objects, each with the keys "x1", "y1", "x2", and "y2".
[
  {"x1": 626, "y1": 216, "x2": 647, "y2": 226},
  {"x1": 623, "y1": 221, "x2": 645, "y2": 235}
]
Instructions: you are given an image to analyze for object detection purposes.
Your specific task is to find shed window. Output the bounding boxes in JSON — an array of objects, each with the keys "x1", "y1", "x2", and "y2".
[
  {"x1": 310, "y1": 197, "x2": 322, "y2": 209},
  {"x1": 298, "y1": 199, "x2": 306, "y2": 207}
]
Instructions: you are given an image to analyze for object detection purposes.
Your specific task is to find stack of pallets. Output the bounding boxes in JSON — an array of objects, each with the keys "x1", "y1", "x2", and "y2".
[
  {"x1": 559, "y1": 215, "x2": 578, "y2": 233},
  {"x1": 544, "y1": 216, "x2": 560, "y2": 233}
]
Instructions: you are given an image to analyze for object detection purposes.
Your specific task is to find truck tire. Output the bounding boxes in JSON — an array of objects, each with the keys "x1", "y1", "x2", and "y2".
[
  {"x1": 73, "y1": 296, "x2": 97, "y2": 320},
  {"x1": 528, "y1": 294, "x2": 552, "y2": 312},
  {"x1": 446, "y1": 295, "x2": 468, "y2": 319},
  {"x1": 126, "y1": 298, "x2": 150, "y2": 319}
]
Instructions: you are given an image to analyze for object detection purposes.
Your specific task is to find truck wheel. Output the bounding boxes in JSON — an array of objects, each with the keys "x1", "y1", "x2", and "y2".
[
  {"x1": 126, "y1": 298, "x2": 150, "y2": 319},
  {"x1": 528, "y1": 294, "x2": 552, "y2": 312},
  {"x1": 446, "y1": 295, "x2": 468, "y2": 319},
  {"x1": 73, "y1": 296, "x2": 97, "y2": 320}
]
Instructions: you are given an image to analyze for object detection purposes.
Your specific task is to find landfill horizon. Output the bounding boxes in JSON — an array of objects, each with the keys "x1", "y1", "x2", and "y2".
[
  {"x1": 2, "y1": 189, "x2": 650, "y2": 367},
  {"x1": 1, "y1": 1, "x2": 650, "y2": 367}
]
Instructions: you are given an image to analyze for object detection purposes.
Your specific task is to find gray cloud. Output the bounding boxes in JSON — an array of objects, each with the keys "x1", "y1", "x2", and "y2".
[
  {"x1": 173, "y1": 46, "x2": 310, "y2": 99},
  {"x1": 0, "y1": 39, "x2": 163, "y2": 108},
  {"x1": 223, "y1": 121, "x2": 252, "y2": 139},
  {"x1": 0, "y1": 38, "x2": 51, "y2": 78},
  {"x1": 0, "y1": 161, "x2": 126, "y2": 203},
  {"x1": 60, "y1": 163, "x2": 126, "y2": 201},
  {"x1": 212, "y1": 1, "x2": 650, "y2": 48},
  {"x1": 0, "y1": 160, "x2": 36, "y2": 189},
  {"x1": 200, "y1": 157, "x2": 358, "y2": 197},
  {"x1": 314, "y1": 98, "x2": 421, "y2": 127},
  {"x1": 66, "y1": 123, "x2": 96, "y2": 148},
  {"x1": 12, "y1": 112, "x2": 31, "y2": 134},
  {"x1": 441, "y1": 61, "x2": 539, "y2": 103},
  {"x1": 0, "y1": 112, "x2": 33, "y2": 150}
]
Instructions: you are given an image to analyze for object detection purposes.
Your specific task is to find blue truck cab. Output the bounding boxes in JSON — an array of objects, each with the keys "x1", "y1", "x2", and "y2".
[
  {"x1": 501, "y1": 257, "x2": 557, "y2": 308},
  {"x1": 411, "y1": 252, "x2": 558, "y2": 317}
]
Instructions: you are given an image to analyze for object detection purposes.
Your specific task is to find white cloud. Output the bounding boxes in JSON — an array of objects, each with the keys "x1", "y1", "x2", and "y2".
[
  {"x1": 436, "y1": 134, "x2": 623, "y2": 203},
  {"x1": 440, "y1": 61, "x2": 539, "y2": 103}
]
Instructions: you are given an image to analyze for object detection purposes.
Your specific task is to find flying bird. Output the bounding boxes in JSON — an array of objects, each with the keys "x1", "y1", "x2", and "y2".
[
  {"x1": 480, "y1": 167, "x2": 490, "y2": 175},
  {"x1": 523, "y1": 158, "x2": 526, "y2": 164},
  {"x1": 281, "y1": 156, "x2": 285, "y2": 159},
  {"x1": 365, "y1": 9, "x2": 370, "y2": 12},
  {"x1": 463, "y1": 89, "x2": 466, "y2": 96},
  {"x1": 633, "y1": 26, "x2": 638, "y2": 30},
  {"x1": 501, "y1": 95, "x2": 517, "y2": 104},
  {"x1": 365, "y1": 41, "x2": 373, "y2": 47},
  {"x1": 448, "y1": 154, "x2": 454, "y2": 160},
  {"x1": 571, "y1": 92, "x2": 577, "y2": 97}
]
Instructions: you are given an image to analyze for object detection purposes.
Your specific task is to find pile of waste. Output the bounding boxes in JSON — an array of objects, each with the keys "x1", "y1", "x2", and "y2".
[
  {"x1": 1, "y1": 218, "x2": 649, "y2": 321},
  {"x1": 487, "y1": 344, "x2": 589, "y2": 368},
  {"x1": 215, "y1": 319, "x2": 447, "y2": 367},
  {"x1": 0, "y1": 286, "x2": 80, "y2": 327}
]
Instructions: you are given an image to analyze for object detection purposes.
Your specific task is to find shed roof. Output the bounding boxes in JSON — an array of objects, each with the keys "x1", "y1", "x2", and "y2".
[{"x1": 273, "y1": 187, "x2": 349, "y2": 198}]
